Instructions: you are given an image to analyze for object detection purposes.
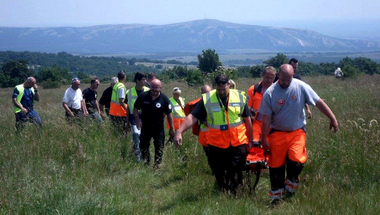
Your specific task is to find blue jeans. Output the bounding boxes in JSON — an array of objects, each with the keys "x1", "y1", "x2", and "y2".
[
  {"x1": 89, "y1": 112, "x2": 104, "y2": 124},
  {"x1": 15, "y1": 110, "x2": 42, "y2": 131}
]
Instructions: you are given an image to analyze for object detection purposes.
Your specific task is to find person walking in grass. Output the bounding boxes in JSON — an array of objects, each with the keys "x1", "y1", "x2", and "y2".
[
  {"x1": 99, "y1": 76, "x2": 118, "y2": 116},
  {"x1": 82, "y1": 77, "x2": 103, "y2": 123},
  {"x1": 126, "y1": 72, "x2": 149, "y2": 162},
  {"x1": 174, "y1": 74, "x2": 253, "y2": 193},
  {"x1": 109, "y1": 71, "x2": 129, "y2": 136},
  {"x1": 134, "y1": 79, "x2": 175, "y2": 169},
  {"x1": 62, "y1": 77, "x2": 88, "y2": 122},
  {"x1": 166, "y1": 87, "x2": 186, "y2": 144},
  {"x1": 259, "y1": 64, "x2": 338, "y2": 205},
  {"x1": 246, "y1": 66, "x2": 276, "y2": 166},
  {"x1": 12, "y1": 77, "x2": 42, "y2": 131}
]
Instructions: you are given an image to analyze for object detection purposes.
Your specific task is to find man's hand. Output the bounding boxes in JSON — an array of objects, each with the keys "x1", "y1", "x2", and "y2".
[
  {"x1": 21, "y1": 107, "x2": 28, "y2": 114},
  {"x1": 136, "y1": 120, "x2": 142, "y2": 130},
  {"x1": 169, "y1": 129, "x2": 175, "y2": 138},
  {"x1": 306, "y1": 109, "x2": 312, "y2": 119},
  {"x1": 174, "y1": 132, "x2": 182, "y2": 146},
  {"x1": 261, "y1": 139, "x2": 270, "y2": 154},
  {"x1": 330, "y1": 119, "x2": 338, "y2": 132}
]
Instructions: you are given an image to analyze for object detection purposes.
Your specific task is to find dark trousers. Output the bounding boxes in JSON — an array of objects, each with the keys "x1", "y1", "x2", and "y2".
[
  {"x1": 110, "y1": 115, "x2": 128, "y2": 136},
  {"x1": 208, "y1": 144, "x2": 246, "y2": 192},
  {"x1": 140, "y1": 127, "x2": 165, "y2": 166},
  {"x1": 15, "y1": 110, "x2": 42, "y2": 131},
  {"x1": 269, "y1": 160, "x2": 304, "y2": 191}
]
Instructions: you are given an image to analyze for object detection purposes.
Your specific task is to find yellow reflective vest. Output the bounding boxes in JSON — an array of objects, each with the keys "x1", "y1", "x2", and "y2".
[
  {"x1": 203, "y1": 89, "x2": 248, "y2": 148},
  {"x1": 13, "y1": 84, "x2": 35, "y2": 113},
  {"x1": 127, "y1": 86, "x2": 149, "y2": 114},
  {"x1": 110, "y1": 82, "x2": 127, "y2": 117}
]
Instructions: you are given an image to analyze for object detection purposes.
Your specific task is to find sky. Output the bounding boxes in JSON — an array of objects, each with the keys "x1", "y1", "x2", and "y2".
[{"x1": 1, "y1": 0, "x2": 380, "y2": 38}]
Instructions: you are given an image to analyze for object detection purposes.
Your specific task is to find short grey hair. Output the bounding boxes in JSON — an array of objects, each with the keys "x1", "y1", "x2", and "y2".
[{"x1": 111, "y1": 77, "x2": 118, "y2": 84}]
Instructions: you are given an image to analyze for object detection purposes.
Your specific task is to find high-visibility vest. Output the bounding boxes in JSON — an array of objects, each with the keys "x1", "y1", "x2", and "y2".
[
  {"x1": 203, "y1": 89, "x2": 248, "y2": 148},
  {"x1": 169, "y1": 97, "x2": 186, "y2": 118},
  {"x1": 13, "y1": 84, "x2": 35, "y2": 113},
  {"x1": 167, "y1": 97, "x2": 186, "y2": 130},
  {"x1": 247, "y1": 82, "x2": 262, "y2": 113},
  {"x1": 109, "y1": 82, "x2": 127, "y2": 117},
  {"x1": 126, "y1": 86, "x2": 149, "y2": 114},
  {"x1": 198, "y1": 123, "x2": 209, "y2": 146}
]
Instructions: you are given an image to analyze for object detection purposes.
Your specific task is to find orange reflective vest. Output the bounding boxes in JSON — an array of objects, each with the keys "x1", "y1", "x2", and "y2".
[
  {"x1": 109, "y1": 82, "x2": 127, "y2": 117},
  {"x1": 203, "y1": 89, "x2": 248, "y2": 148}
]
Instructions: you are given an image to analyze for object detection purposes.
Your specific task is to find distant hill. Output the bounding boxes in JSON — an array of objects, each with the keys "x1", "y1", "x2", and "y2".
[{"x1": 1, "y1": 19, "x2": 379, "y2": 54}]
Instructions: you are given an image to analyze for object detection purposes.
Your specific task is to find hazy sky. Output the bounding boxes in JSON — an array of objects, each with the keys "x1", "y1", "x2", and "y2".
[{"x1": 1, "y1": 0, "x2": 379, "y2": 38}]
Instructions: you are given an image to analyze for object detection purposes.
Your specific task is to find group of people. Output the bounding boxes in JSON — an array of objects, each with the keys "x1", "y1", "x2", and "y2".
[
  {"x1": 174, "y1": 58, "x2": 338, "y2": 204},
  {"x1": 12, "y1": 58, "x2": 339, "y2": 204}
]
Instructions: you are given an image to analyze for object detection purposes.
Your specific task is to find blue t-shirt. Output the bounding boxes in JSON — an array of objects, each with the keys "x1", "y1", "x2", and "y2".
[
  {"x1": 13, "y1": 87, "x2": 34, "y2": 111},
  {"x1": 258, "y1": 79, "x2": 320, "y2": 131}
]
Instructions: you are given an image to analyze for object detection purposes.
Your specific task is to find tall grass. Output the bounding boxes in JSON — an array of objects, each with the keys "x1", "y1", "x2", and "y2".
[{"x1": 0, "y1": 75, "x2": 379, "y2": 214}]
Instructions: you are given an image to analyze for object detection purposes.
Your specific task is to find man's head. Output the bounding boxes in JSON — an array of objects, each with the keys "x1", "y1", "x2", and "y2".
[
  {"x1": 110, "y1": 77, "x2": 118, "y2": 87},
  {"x1": 147, "y1": 72, "x2": 156, "y2": 85},
  {"x1": 150, "y1": 79, "x2": 162, "y2": 97},
  {"x1": 288, "y1": 58, "x2": 299, "y2": 73},
  {"x1": 90, "y1": 77, "x2": 100, "y2": 90},
  {"x1": 117, "y1": 70, "x2": 126, "y2": 82},
  {"x1": 201, "y1": 84, "x2": 212, "y2": 94},
  {"x1": 172, "y1": 87, "x2": 181, "y2": 99},
  {"x1": 228, "y1": 79, "x2": 236, "y2": 89},
  {"x1": 277, "y1": 64, "x2": 294, "y2": 88},
  {"x1": 134, "y1": 72, "x2": 147, "y2": 86},
  {"x1": 214, "y1": 74, "x2": 230, "y2": 99},
  {"x1": 262, "y1": 66, "x2": 276, "y2": 88},
  {"x1": 24, "y1": 77, "x2": 36, "y2": 88},
  {"x1": 71, "y1": 77, "x2": 81, "y2": 90}
]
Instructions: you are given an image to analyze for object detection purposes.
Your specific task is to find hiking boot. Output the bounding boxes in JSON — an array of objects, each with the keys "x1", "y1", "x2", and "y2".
[
  {"x1": 270, "y1": 198, "x2": 282, "y2": 207},
  {"x1": 285, "y1": 190, "x2": 295, "y2": 198}
]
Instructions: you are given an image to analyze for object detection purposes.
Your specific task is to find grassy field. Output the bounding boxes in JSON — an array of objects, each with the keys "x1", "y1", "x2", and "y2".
[{"x1": 0, "y1": 75, "x2": 379, "y2": 214}]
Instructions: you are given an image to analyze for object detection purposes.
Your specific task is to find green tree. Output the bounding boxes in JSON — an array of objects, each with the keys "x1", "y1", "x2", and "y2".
[
  {"x1": 342, "y1": 64, "x2": 360, "y2": 79},
  {"x1": 185, "y1": 69, "x2": 204, "y2": 86},
  {"x1": 37, "y1": 67, "x2": 70, "y2": 88},
  {"x1": 0, "y1": 60, "x2": 34, "y2": 88},
  {"x1": 264, "y1": 53, "x2": 289, "y2": 69},
  {"x1": 197, "y1": 49, "x2": 222, "y2": 74}
]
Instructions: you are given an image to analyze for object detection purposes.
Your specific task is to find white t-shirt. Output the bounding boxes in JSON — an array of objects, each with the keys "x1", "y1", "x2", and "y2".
[
  {"x1": 63, "y1": 87, "x2": 83, "y2": 109},
  {"x1": 258, "y1": 79, "x2": 320, "y2": 131}
]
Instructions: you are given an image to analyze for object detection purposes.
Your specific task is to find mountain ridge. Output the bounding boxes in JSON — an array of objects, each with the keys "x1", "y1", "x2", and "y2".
[{"x1": 0, "y1": 19, "x2": 379, "y2": 54}]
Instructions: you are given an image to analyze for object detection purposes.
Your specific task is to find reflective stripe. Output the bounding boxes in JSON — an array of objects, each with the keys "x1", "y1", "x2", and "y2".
[
  {"x1": 285, "y1": 179, "x2": 299, "y2": 193},
  {"x1": 208, "y1": 121, "x2": 243, "y2": 130},
  {"x1": 172, "y1": 115, "x2": 185, "y2": 119},
  {"x1": 269, "y1": 188, "x2": 285, "y2": 200},
  {"x1": 204, "y1": 92, "x2": 214, "y2": 125},
  {"x1": 200, "y1": 127, "x2": 209, "y2": 132}
]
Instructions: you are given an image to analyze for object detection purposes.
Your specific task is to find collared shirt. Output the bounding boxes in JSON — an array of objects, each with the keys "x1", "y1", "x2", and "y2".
[
  {"x1": 63, "y1": 87, "x2": 83, "y2": 109},
  {"x1": 134, "y1": 91, "x2": 172, "y2": 130},
  {"x1": 259, "y1": 78, "x2": 320, "y2": 131}
]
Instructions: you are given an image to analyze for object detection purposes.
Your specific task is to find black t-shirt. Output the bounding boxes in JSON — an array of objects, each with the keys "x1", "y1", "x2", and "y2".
[
  {"x1": 134, "y1": 91, "x2": 172, "y2": 130},
  {"x1": 83, "y1": 88, "x2": 98, "y2": 114},
  {"x1": 99, "y1": 86, "x2": 113, "y2": 109},
  {"x1": 191, "y1": 95, "x2": 250, "y2": 121}
]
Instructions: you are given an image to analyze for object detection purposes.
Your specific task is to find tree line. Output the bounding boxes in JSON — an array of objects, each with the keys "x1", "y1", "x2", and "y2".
[{"x1": 1, "y1": 50, "x2": 379, "y2": 88}]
